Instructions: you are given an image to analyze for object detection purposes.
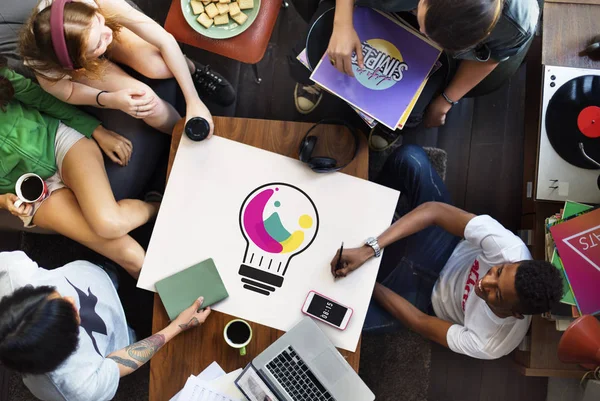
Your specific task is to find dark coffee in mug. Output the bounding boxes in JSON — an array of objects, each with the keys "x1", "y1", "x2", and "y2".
[
  {"x1": 226, "y1": 321, "x2": 251, "y2": 344},
  {"x1": 21, "y1": 176, "x2": 44, "y2": 201}
]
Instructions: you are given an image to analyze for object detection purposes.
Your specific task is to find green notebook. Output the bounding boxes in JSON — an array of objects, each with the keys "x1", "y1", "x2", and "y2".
[{"x1": 155, "y1": 258, "x2": 229, "y2": 321}]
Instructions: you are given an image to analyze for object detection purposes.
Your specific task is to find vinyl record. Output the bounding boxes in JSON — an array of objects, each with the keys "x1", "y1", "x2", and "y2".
[
  {"x1": 546, "y1": 75, "x2": 600, "y2": 169},
  {"x1": 306, "y1": 8, "x2": 334, "y2": 70}
]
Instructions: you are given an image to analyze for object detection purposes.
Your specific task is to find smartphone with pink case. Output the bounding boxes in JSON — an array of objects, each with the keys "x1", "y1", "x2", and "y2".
[{"x1": 301, "y1": 291, "x2": 353, "y2": 330}]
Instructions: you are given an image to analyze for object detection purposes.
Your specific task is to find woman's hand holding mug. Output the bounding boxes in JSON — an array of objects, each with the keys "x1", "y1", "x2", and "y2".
[
  {"x1": 0, "y1": 194, "x2": 33, "y2": 217},
  {"x1": 7, "y1": 173, "x2": 49, "y2": 217}
]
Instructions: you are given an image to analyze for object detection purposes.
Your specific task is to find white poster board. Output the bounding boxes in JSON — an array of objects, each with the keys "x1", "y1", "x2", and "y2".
[{"x1": 138, "y1": 135, "x2": 399, "y2": 351}]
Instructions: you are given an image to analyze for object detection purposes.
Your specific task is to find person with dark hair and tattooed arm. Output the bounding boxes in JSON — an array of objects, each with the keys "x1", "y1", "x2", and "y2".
[
  {"x1": 0, "y1": 251, "x2": 211, "y2": 401},
  {"x1": 331, "y1": 144, "x2": 564, "y2": 360}
]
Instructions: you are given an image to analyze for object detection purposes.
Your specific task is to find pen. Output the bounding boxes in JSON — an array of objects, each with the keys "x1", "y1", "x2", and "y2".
[{"x1": 335, "y1": 242, "x2": 344, "y2": 271}]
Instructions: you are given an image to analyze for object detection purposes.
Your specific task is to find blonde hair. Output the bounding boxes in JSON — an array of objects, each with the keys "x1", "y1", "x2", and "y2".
[{"x1": 19, "y1": 1, "x2": 121, "y2": 81}]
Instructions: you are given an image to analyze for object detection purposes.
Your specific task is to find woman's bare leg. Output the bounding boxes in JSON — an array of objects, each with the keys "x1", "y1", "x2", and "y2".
[
  {"x1": 61, "y1": 137, "x2": 158, "y2": 239},
  {"x1": 76, "y1": 61, "x2": 180, "y2": 134},
  {"x1": 109, "y1": 27, "x2": 236, "y2": 108},
  {"x1": 110, "y1": 27, "x2": 196, "y2": 79},
  {"x1": 33, "y1": 189, "x2": 145, "y2": 278}
]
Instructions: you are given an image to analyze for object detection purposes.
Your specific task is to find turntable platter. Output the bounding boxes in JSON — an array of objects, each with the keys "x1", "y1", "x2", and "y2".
[{"x1": 546, "y1": 75, "x2": 600, "y2": 169}]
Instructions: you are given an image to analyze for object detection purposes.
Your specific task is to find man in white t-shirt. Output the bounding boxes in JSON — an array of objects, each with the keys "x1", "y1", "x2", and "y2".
[
  {"x1": 0, "y1": 251, "x2": 211, "y2": 401},
  {"x1": 331, "y1": 145, "x2": 564, "y2": 360}
]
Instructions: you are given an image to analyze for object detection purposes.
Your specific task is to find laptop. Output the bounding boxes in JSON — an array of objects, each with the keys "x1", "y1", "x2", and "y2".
[{"x1": 235, "y1": 316, "x2": 375, "y2": 401}]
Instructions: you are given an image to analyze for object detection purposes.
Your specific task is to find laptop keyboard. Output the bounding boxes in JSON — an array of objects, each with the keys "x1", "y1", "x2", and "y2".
[{"x1": 266, "y1": 346, "x2": 334, "y2": 401}]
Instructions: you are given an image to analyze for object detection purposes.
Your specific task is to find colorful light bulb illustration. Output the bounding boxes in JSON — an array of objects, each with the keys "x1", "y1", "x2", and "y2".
[{"x1": 238, "y1": 183, "x2": 319, "y2": 296}]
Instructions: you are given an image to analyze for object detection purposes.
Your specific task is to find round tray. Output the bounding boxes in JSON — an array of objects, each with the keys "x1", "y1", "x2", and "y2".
[{"x1": 180, "y1": 0, "x2": 261, "y2": 40}]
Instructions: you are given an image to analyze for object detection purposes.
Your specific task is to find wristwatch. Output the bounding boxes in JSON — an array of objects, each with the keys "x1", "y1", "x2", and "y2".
[{"x1": 365, "y1": 237, "x2": 381, "y2": 258}]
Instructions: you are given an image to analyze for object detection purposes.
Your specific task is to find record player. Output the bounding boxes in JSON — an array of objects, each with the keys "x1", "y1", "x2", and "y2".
[{"x1": 537, "y1": 65, "x2": 600, "y2": 203}]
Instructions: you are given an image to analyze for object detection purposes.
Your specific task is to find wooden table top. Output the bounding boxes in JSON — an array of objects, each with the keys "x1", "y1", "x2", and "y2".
[
  {"x1": 149, "y1": 117, "x2": 368, "y2": 401},
  {"x1": 542, "y1": 0, "x2": 600, "y2": 69}
]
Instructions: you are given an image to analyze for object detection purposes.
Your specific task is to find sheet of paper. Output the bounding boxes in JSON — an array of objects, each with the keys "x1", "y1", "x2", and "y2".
[
  {"x1": 209, "y1": 368, "x2": 245, "y2": 400},
  {"x1": 139, "y1": 136, "x2": 399, "y2": 352},
  {"x1": 197, "y1": 361, "x2": 226, "y2": 382},
  {"x1": 170, "y1": 362, "x2": 227, "y2": 401},
  {"x1": 173, "y1": 376, "x2": 198, "y2": 401},
  {"x1": 179, "y1": 378, "x2": 236, "y2": 401},
  {"x1": 170, "y1": 375, "x2": 195, "y2": 401}
]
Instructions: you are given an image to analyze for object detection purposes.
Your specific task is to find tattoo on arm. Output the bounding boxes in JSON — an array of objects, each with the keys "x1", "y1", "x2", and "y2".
[
  {"x1": 178, "y1": 317, "x2": 200, "y2": 331},
  {"x1": 107, "y1": 355, "x2": 139, "y2": 370},
  {"x1": 125, "y1": 333, "x2": 166, "y2": 364}
]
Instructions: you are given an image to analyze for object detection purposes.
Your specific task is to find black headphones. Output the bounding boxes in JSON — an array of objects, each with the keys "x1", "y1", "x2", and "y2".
[{"x1": 298, "y1": 119, "x2": 360, "y2": 173}]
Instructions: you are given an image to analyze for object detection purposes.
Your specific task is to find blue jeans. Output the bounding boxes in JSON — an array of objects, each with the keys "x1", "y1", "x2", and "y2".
[{"x1": 363, "y1": 145, "x2": 461, "y2": 333}]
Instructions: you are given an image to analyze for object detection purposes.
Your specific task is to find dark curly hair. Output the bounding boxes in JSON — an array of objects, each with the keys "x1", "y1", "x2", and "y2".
[
  {"x1": 0, "y1": 55, "x2": 15, "y2": 112},
  {"x1": 514, "y1": 260, "x2": 564, "y2": 315},
  {"x1": 0, "y1": 285, "x2": 79, "y2": 374}
]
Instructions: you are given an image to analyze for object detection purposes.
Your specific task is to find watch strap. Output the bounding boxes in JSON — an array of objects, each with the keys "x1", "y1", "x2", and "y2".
[{"x1": 366, "y1": 237, "x2": 381, "y2": 258}]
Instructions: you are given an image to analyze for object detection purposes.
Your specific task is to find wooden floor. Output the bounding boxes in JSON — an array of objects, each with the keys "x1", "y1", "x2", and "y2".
[
  {"x1": 0, "y1": 1, "x2": 549, "y2": 400},
  {"x1": 429, "y1": 344, "x2": 547, "y2": 401}
]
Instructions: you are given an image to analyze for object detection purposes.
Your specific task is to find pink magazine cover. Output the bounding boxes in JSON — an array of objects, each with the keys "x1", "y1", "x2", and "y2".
[{"x1": 550, "y1": 208, "x2": 600, "y2": 315}]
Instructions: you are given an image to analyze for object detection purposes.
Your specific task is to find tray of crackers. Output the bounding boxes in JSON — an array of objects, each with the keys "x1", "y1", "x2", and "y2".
[{"x1": 181, "y1": 0, "x2": 261, "y2": 39}]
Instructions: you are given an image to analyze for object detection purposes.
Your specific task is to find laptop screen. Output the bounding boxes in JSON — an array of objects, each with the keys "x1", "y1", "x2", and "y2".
[{"x1": 235, "y1": 364, "x2": 280, "y2": 401}]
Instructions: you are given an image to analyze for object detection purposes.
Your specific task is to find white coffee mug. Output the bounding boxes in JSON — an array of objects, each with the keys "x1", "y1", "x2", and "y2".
[
  {"x1": 14, "y1": 173, "x2": 49, "y2": 209},
  {"x1": 224, "y1": 319, "x2": 253, "y2": 356}
]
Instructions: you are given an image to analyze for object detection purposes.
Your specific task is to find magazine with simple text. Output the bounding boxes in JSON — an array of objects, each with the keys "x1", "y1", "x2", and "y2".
[{"x1": 310, "y1": 7, "x2": 441, "y2": 130}]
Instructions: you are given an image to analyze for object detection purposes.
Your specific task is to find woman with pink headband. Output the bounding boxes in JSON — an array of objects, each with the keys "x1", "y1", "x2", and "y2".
[{"x1": 19, "y1": 0, "x2": 235, "y2": 136}]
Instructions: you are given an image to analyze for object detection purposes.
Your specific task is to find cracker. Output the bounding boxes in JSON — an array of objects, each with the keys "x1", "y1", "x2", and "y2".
[
  {"x1": 216, "y1": 3, "x2": 229, "y2": 14},
  {"x1": 214, "y1": 13, "x2": 229, "y2": 25},
  {"x1": 190, "y1": 0, "x2": 204, "y2": 14},
  {"x1": 219, "y1": 0, "x2": 231, "y2": 3},
  {"x1": 204, "y1": 3, "x2": 219, "y2": 18},
  {"x1": 232, "y1": 10, "x2": 248, "y2": 25},
  {"x1": 228, "y1": 2, "x2": 240, "y2": 16},
  {"x1": 238, "y1": 0, "x2": 253, "y2": 10},
  {"x1": 197, "y1": 13, "x2": 213, "y2": 28}
]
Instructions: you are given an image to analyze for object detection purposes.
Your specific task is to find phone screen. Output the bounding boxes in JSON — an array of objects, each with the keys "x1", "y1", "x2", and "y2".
[{"x1": 306, "y1": 293, "x2": 348, "y2": 327}]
